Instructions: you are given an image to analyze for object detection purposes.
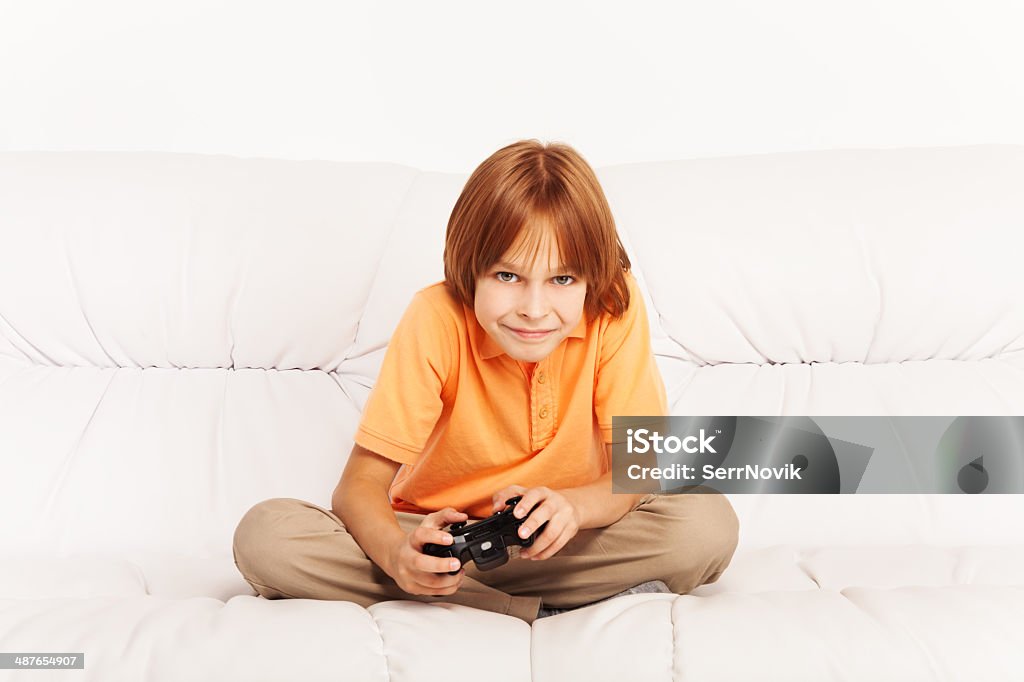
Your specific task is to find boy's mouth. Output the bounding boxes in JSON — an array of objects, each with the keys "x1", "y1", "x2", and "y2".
[{"x1": 505, "y1": 325, "x2": 555, "y2": 340}]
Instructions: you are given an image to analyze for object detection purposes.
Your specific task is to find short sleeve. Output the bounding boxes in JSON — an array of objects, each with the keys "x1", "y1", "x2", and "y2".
[
  {"x1": 593, "y1": 274, "x2": 668, "y2": 444},
  {"x1": 354, "y1": 291, "x2": 454, "y2": 465}
]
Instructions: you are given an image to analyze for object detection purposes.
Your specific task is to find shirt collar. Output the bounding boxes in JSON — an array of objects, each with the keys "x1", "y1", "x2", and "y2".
[{"x1": 471, "y1": 307, "x2": 588, "y2": 360}]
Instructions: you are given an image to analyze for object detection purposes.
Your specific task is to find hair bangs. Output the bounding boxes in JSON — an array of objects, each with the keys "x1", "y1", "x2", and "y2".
[{"x1": 444, "y1": 139, "x2": 631, "y2": 319}]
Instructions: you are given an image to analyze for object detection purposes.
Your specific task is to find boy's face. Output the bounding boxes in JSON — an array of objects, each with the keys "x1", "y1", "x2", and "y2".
[{"x1": 474, "y1": 229, "x2": 587, "y2": 364}]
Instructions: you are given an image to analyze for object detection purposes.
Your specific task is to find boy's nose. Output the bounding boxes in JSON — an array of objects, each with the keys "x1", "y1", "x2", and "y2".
[{"x1": 517, "y1": 286, "x2": 550, "y2": 319}]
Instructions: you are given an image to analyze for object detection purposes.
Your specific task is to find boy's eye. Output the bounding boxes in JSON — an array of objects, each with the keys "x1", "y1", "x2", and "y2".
[
  {"x1": 553, "y1": 275, "x2": 575, "y2": 286},
  {"x1": 496, "y1": 272, "x2": 518, "y2": 283}
]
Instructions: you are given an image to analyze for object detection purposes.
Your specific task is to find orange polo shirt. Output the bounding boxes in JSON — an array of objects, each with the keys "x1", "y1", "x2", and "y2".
[{"x1": 354, "y1": 270, "x2": 667, "y2": 519}]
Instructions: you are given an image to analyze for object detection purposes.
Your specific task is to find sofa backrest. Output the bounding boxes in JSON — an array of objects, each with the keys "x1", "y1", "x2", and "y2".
[{"x1": 1, "y1": 146, "x2": 1022, "y2": 559}]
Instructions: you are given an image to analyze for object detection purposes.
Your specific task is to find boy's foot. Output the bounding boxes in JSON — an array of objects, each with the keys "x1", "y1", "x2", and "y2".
[{"x1": 535, "y1": 580, "x2": 672, "y2": 618}]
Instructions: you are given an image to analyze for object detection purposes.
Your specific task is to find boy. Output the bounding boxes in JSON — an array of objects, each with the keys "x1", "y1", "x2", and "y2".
[{"x1": 233, "y1": 140, "x2": 739, "y2": 622}]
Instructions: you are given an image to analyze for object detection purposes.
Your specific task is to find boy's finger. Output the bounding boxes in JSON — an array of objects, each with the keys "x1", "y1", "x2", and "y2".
[
  {"x1": 492, "y1": 493, "x2": 508, "y2": 512},
  {"x1": 493, "y1": 486, "x2": 527, "y2": 511},
  {"x1": 429, "y1": 529, "x2": 454, "y2": 546},
  {"x1": 425, "y1": 508, "x2": 466, "y2": 529},
  {"x1": 416, "y1": 551, "x2": 463, "y2": 575},
  {"x1": 512, "y1": 491, "x2": 541, "y2": 518},
  {"x1": 531, "y1": 525, "x2": 572, "y2": 561},
  {"x1": 492, "y1": 489, "x2": 512, "y2": 509}
]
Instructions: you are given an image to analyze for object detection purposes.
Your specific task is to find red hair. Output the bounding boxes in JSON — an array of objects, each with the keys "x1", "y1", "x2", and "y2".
[{"x1": 443, "y1": 139, "x2": 631, "y2": 319}]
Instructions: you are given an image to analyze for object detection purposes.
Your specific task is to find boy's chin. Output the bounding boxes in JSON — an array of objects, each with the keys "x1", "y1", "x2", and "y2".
[{"x1": 502, "y1": 344, "x2": 553, "y2": 363}]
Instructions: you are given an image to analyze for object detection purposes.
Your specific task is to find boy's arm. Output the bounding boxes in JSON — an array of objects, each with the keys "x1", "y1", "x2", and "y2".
[
  {"x1": 335, "y1": 443, "x2": 471, "y2": 597},
  {"x1": 332, "y1": 443, "x2": 406, "y2": 576},
  {"x1": 558, "y1": 444, "x2": 644, "y2": 530}
]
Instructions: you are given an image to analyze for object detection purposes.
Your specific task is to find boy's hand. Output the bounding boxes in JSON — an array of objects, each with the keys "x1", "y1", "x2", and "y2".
[
  {"x1": 386, "y1": 507, "x2": 468, "y2": 597},
  {"x1": 491, "y1": 485, "x2": 581, "y2": 561}
]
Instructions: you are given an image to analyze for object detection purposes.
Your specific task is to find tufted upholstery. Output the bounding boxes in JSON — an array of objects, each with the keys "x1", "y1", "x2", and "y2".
[{"x1": 1, "y1": 146, "x2": 1023, "y2": 680}]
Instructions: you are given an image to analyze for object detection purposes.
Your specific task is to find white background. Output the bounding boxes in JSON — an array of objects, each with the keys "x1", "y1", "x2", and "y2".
[{"x1": 1, "y1": 0, "x2": 1022, "y2": 171}]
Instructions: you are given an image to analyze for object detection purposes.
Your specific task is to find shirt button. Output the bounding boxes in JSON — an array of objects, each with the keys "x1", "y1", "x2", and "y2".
[
  {"x1": 537, "y1": 371, "x2": 546, "y2": 384},
  {"x1": 539, "y1": 406, "x2": 549, "y2": 419}
]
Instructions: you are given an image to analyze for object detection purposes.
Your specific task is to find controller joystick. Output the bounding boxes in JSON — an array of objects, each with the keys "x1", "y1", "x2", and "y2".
[{"x1": 422, "y1": 496, "x2": 549, "y2": 575}]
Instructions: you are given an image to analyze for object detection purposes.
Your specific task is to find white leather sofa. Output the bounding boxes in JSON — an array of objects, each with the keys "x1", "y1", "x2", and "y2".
[{"x1": 1, "y1": 145, "x2": 1023, "y2": 681}]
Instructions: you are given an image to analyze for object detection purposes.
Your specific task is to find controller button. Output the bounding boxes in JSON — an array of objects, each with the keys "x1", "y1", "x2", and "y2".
[{"x1": 481, "y1": 541, "x2": 493, "y2": 551}]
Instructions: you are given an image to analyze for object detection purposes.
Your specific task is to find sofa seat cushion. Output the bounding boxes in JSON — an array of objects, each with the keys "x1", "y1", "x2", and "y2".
[
  {"x1": 0, "y1": 595, "x2": 532, "y2": 682},
  {"x1": 691, "y1": 544, "x2": 1024, "y2": 595},
  {"x1": 2, "y1": 585, "x2": 1021, "y2": 682},
  {"x1": 532, "y1": 585, "x2": 1024, "y2": 682},
  {"x1": 0, "y1": 552, "x2": 253, "y2": 601},
  {"x1": 0, "y1": 554, "x2": 147, "y2": 599}
]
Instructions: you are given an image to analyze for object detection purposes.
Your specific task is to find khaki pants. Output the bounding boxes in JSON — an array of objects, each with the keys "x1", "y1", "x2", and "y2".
[{"x1": 232, "y1": 488, "x2": 739, "y2": 624}]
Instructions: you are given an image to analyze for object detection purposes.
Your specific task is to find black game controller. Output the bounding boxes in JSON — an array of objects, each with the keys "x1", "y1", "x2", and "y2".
[{"x1": 422, "y1": 496, "x2": 549, "y2": 575}]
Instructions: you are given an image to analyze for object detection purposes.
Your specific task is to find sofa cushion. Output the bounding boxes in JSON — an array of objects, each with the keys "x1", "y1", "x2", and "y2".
[
  {"x1": 0, "y1": 152, "x2": 419, "y2": 371},
  {"x1": 532, "y1": 586, "x2": 1024, "y2": 682},
  {"x1": 0, "y1": 555, "x2": 146, "y2": 599},
  {"x1": 599, "y1": 146, "x2": 1024, "y2": 414},
  {"x1": 0, "y1": 595, "x2": 395, "y2": 682}
]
